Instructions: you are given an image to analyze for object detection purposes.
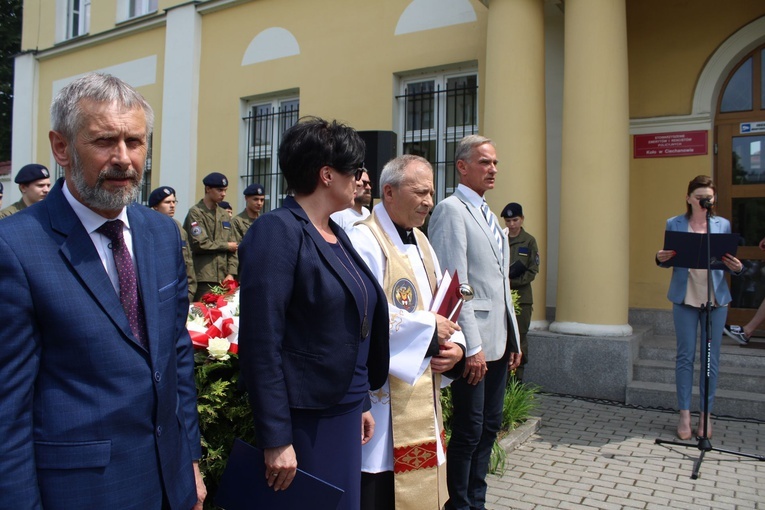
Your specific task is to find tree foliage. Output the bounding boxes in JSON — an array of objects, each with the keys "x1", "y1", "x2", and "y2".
[{"x1": 0, "y1": 0, "x2": 22, "y2": 162}]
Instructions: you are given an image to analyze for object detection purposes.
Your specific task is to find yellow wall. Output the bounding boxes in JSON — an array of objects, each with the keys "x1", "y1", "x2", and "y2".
[
  {"x1": 627, "y1": 0, "x2": 765, "y2": 118},
  {"x1": 195, "y1": 0, "x2": 488, "y2": 200},
  {"x1": 34, "y1": 27, "x2": 167, "y2": 176},
  {"x1": 627, "y1": 2, "x2": 765, "y2": 309},
  {"x1": 22, "y1": 0, "x2": 188, "y2": 51},
  {"x1": 20, "y1": 0, "x2": 765, "y2": 314},
  {"x1": 21, "y1": 0, "x2": 51, "y2": 50}
]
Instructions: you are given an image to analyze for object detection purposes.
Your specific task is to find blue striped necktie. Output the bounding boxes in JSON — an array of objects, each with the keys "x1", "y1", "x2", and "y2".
[{"x1": 481, "y1": 200, "x2": 504, "y2": 254}]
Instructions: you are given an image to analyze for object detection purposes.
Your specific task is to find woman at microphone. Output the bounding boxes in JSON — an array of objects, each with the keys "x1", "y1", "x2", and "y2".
[{"x1": 655, "y1": 175, "x2": 743, "y2": 440}]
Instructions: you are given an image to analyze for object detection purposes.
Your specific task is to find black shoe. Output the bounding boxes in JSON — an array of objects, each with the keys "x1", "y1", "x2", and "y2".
[{"x1": 724, "y1": 324, "x2": 749, "y2": 345}]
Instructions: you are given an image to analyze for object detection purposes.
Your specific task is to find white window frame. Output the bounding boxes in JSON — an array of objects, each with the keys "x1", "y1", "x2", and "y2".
[
  {"x1": 65, "y1": 0, "x2": 90, "y2": 39},
  {"x1": 397, "y1": 69, "x2": 479, "y2": 201},
  {"x1": 240, "y1": 96, "x2": 300, "y2": 213},
  {"x1": 117, "y1": 0, "x2": 158, "y2": 22}
]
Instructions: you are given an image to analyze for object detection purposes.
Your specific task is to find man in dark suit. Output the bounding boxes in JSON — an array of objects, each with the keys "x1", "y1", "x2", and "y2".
[
  {"x1": 0, "y1": 73, "x2": 205, "y2": 509},
  {"x1": 429, "y1": 135, "x2": 521, "y2": 510}
]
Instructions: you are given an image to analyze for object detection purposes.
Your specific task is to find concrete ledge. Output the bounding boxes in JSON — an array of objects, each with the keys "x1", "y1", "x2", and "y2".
[
  {"x1": 523, "y1": 329, "x2": 647, "y2": 402},
  {"x1": 499, "y1": 415, "x2": 541, "y2": 453},
  {"x1": 549, "y1": 321, "x2": 633, "y2": 337},
  {"x1": 629, "y1": 307, "x2": 675, "y2": 336},
  {"x1": 545, "y1": 307, "x2": 675, "y2": 336}
]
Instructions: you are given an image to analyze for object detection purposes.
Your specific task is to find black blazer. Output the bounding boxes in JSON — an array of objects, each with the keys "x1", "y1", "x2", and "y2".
[{"x1": 238, "y1": 196, "x2": 389, "y2": 449}]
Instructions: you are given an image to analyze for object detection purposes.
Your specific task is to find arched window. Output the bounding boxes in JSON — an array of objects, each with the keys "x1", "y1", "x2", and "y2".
[
  {"x1": 718, "y1": 43, "x2": 764, "y2": 114},
  {"x1": 716, "y1": 43, "x2": 765, "y2": 320}
]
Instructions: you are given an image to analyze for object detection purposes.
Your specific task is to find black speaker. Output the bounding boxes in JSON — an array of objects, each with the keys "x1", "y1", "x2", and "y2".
[{"x1": 358, "y1": 131, "x2": 397, "y2": 198}]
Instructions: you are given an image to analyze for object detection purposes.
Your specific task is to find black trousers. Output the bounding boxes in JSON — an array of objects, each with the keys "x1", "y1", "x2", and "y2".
[
  {"x1": 445, "y1": 355, "x2": 509, "y2": 510},
  {"x1": 361, "y1": 471, "x2": 395, "y2": 510}
]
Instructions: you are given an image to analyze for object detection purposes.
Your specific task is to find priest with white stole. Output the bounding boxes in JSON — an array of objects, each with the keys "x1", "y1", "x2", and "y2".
[{"x1": 348, "y1": 154, "x2": 466, "y2": 510}]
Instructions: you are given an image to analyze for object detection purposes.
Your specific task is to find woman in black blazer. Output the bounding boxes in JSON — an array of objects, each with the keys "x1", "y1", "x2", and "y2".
[{"x1": 239, "y1": 117, "x2": 389, "y2": 509}]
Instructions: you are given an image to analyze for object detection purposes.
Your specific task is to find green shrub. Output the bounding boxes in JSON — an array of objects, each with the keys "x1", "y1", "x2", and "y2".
[
  {"x1": 502, "y1": 377, "x2": 540, "y2": 431},
  {"x1": 194, "y1": 353, "x2": 255, "y2": 509},
  {"x1": 441, "y1": 378, "x2": 539, "y2": 476}
]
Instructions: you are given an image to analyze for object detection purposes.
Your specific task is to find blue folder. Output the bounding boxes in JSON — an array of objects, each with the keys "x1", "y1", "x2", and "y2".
[
  {"x1": 215, "y1": 438, "x2": 345, "y2": 510},
  {"x1": 663, "y1": 231, "x2": 741, "y2": 270}
]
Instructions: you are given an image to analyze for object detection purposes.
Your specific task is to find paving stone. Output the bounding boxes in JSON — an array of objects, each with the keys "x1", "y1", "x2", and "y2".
[
  {"x1": 486, "y1": 394, "x2": 765, "y2": 509},
  {"x1": 604, "y1": 495, "x2": 647, "y2": 508}
]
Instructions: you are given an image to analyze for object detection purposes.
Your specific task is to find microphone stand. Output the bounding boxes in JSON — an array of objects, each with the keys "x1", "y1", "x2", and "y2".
[{"x1": 655, "y1": 205, "x2": 765, "y2": 478}]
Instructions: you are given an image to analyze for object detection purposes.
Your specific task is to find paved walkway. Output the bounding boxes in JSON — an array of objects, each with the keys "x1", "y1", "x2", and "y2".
[{"x1": 486, "y1": 394, "x2": 765, "y2": 509}]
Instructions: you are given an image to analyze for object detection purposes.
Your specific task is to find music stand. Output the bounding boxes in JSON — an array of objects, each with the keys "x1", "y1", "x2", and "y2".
[{"x1": 655, "y1": 207, "x2": 765, "y2": 478}]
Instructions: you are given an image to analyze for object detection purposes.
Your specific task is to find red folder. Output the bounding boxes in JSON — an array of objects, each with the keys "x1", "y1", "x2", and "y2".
[{"x1": 430, "y1": 270, "x2": 463, "y2": 321}]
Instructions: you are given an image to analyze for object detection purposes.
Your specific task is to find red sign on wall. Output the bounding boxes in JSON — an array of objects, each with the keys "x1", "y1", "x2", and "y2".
[{"x1": 633, "y1": 130, "x2": 708, "y2": 158}]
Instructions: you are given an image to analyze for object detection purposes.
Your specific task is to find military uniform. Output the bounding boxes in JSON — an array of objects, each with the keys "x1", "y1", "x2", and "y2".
[
  {"x1": 231, "y1": 210, "x2": 255, "y2": 244},
  {"x1": 0, "y1": 164, "x2": 51, "y2": 219},
  {"x1": 508, "y1": 227, "x2": 539, "y2": 380},
  {"x1": 174, "y1": 218, "x2": 198, "y2": 303},
  {"x1": 183, "y1": 200, "x2": 237, "y2": 300},
  {"x1": 0, "y1": 200, "x2": 28, "y2": 220},
  {"x1": 232, "y1": 210, "x2": 259, "y2": 276}
]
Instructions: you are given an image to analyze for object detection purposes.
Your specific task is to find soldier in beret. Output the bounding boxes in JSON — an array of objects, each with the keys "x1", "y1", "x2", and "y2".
[
  {"x1": 149, "y1": 186, "x2": 197, "y2": 302},
  {"x1": 0, "y1": 164, "x2": 51, "y2": 219},
  {"x1": 501, "y1": 202, "x2": 539, "y2": 383},
  {"x1": 183, "y1": 172, "x2": 238, "y2": 299},
  {"x1": 232, "y1": 183, "x2": 266, "y2": 275},
  {"x1": 219, "y1": 201, "x2": 234, "y2": 219},
  {"x1": 232, "y1": 183, "x2": 265, "y2": 241}
]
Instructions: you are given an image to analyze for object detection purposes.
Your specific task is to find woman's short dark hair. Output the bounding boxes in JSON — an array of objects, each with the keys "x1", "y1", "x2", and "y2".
[
  {"x1": 685, "y1": 174, "x2": 716, "y2": 217},
  {"x1": 278, "y1": 116, "x2": 366, "y2": 195}
]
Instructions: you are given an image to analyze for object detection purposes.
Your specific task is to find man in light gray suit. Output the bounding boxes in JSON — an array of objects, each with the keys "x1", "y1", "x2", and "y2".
[{"x1": 428, "y1": 135, "x2": 521, "y2": 510}]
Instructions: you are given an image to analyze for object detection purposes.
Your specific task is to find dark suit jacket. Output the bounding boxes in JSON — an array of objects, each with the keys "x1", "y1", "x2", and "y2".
[
  {"x1": 0, "y1": 180, "x2": 201, "y2": 509},
  {"x1": 238, "y1": 196, "x2": 389, "y2": 449}
]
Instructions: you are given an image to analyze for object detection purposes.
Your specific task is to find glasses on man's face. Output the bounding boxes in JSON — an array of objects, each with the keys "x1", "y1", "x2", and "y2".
[{"x1": 354, "y1": 167, "x2": 367, "y2": 181}]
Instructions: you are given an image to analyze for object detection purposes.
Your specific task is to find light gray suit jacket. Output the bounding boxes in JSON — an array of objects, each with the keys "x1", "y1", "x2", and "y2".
[{"x1": 429, "y1": 187, "x2": 521, "y2": 362}]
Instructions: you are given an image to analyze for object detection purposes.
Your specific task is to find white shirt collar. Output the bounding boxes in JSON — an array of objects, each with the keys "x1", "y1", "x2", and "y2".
[
  {"x1": 62, "y1": 179, "x2": 130, "y2": 233},
  {"x1": 457, "y1": 183, "x2": 485, "y2": 208},
  {"x1": 372, "y1": 202, "x2": 407, "y2": 251}
]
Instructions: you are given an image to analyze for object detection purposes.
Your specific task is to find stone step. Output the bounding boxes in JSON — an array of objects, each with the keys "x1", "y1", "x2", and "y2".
[
  {"x1": 633, "y1": 359, "x2": 765, "y2": 393},
  {"x1": 638, "y1": 334, "x2": 765, "y2": 369},
  {"x1": 625, "y1": 380, "x2": 765, "y2": 421}
]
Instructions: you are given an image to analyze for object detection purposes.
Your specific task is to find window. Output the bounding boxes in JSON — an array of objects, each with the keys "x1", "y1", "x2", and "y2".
[
  {"x1": 67, "y1": 0, "x2": 90, "y2": 39},
  {"x1": 397, "y1": 71, "x2": 478, "y2": 202},
  {"x1": 129, "y1": 0, "x2": 158, "y2": 18},
  {"x1": 721, "y1": 57, "x2": 753, "y2": 113},
  {"x1": 116, "y1": 0, "x2": 157, "y2": 21},
  {"x1": 719, "y1": 44, "x2": 765, "y2": 115},
  {"x1": 242, "y1": 98, "x2": 300, "y2": 212}
]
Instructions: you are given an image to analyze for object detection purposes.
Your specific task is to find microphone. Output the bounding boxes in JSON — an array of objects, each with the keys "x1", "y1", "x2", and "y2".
[{"x1": 699, "y1": 197, "x2": 714, "y2": 210}]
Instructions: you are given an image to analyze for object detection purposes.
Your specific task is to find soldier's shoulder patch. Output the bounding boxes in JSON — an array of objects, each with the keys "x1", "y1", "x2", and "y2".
[{"x1": 190, "y1": 221, "x2": 202, "y2": 236}]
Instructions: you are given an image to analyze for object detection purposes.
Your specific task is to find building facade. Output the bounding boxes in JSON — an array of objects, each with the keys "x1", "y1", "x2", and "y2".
[{"x1": 11, "y1": 0, "x2": 765, "y2": 396}]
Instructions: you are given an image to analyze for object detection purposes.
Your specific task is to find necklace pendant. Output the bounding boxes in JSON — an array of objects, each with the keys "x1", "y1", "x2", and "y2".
[{"x1": 361, "y1": 315, "x2": 370, "y2": 338}]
